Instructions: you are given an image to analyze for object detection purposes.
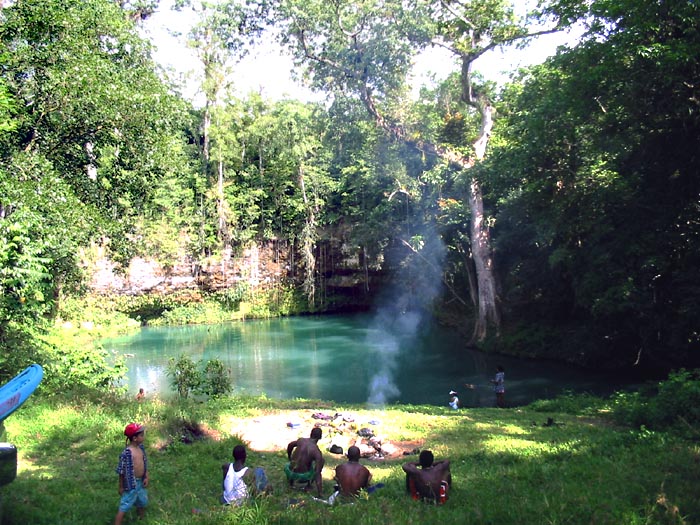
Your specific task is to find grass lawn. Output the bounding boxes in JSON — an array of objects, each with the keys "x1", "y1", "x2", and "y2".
[{"x1": 1, "y1": 394, "x2": 698, "y2": 525}]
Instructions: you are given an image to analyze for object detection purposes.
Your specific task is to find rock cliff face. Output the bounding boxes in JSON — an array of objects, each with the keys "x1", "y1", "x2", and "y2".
[{"x1": 86, "y1": 239, "x2": 383, "y2": 311}]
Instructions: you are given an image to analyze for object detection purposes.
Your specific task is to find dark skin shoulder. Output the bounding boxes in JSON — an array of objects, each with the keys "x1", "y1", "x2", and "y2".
[
  {"x1": 287, "y1": 437, "x2": 324, "y2": 473},
  {"x1": 221, "y1": 459, "x2": 251, "y2": 483},
  {"x1": 402, "y1": 460, "x2": 452, "y2": 501},
  {"x1": 335, "y1": 461, "x2": 371, "y2": 497},
  {"x1": 287, "y1": 437, "x2": 325, "y2": 496}
]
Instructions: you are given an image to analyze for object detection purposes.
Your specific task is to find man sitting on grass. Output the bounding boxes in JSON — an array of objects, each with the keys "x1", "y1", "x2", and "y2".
[
  {"x1": 221, "y1": 445, "x2": 271, "y2": 506},
  {"x1": 335, "y1": 445, "x2": 378, "y2": 498},
  {"x1": 285, "y1": 427, "x2": 325, "y2": 497},
  {"x1": 402, "y1": 450, "x2": 452, "y2": 504}
]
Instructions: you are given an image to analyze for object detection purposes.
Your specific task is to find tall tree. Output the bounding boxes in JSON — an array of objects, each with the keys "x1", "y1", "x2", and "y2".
[
  {"x1": 239, "y1": 99, "x2": 333, "y2": 304},
  {"x1": 488, "y1": 0, "x2": 700, "y2": 369},
  {"x1": 258, "y1": 0, "x2": 565, "y2": 341},
  {"x1": 176, "y1": 0, "x2": 267, "y2": 249},
  {"x1": 0, "y1": 0, "x2": 183, "y2": 372},
  {"x1": 1, "y1": 0, "x2": 183, "y2": 237}
]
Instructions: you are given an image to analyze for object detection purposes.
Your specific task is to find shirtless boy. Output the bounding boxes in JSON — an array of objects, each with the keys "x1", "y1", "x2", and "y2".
[
  {"x1": 285, "y1": 427, "x2": 325, "y2": 497},
  {"x1": 334, "y1": 445, "x2": 372, "y2": 498},
  {"x1": 115, "y1": 423, "x2": 149, "y2": 524}
]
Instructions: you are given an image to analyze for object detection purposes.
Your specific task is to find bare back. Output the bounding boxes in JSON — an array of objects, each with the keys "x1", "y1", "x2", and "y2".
[
  {"x1": 288, "y1": 437, "x2": 324, "y2": 474},
  {"x1": 403, "y1": 460, "x2": 451, "y2": 501},
  {"x1": 335, "y1": 461, "x2": 371, "y2": 496}
]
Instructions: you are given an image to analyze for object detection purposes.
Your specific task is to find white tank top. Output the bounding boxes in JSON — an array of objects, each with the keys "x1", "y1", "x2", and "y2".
[{"x1": 222, "y1": 464, "x2": 248, "y2": 505}]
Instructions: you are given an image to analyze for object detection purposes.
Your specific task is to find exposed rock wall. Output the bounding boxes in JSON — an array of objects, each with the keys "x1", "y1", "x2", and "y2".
[
  {"x1": 86, "y1": 239, "x2": 382, "y2": 309},
  {"x1": 88, "y1": 242, "x2": 289, "y2": 294}
]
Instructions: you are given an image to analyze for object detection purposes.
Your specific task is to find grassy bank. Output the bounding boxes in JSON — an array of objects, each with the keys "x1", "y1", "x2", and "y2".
[{"x1": 2, "y1": 394, "x2": 698, "y2": 525}]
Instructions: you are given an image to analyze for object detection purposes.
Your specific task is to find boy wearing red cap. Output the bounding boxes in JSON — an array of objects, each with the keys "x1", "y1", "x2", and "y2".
[{"x1": 114, "y1": 423, "x2": 149, "y2": 525}]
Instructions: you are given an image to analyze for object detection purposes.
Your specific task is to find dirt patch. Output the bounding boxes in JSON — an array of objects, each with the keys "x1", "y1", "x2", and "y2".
[
  {"x1": 156, "y1": 419, "x2": 223, "y2": 451},
  {"x1": 224, "y1": 410, "x2": 424, "y2": 460},
  {"x1": 225, "y1": 411, "x2": 310, "y2": 452}
]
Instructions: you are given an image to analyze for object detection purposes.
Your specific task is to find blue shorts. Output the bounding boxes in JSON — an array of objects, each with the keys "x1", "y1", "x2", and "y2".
[{"x1": 119, "y1": 479, "x2": 148, "y2": 513}]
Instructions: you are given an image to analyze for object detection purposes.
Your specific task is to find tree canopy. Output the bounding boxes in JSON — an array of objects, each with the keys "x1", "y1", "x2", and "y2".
[{"x1": 1, "y1": 0, "x2": 698, "y2": 386}]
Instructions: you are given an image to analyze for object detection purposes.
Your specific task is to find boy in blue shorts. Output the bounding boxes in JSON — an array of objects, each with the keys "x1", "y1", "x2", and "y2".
[{"x1": 115, "y1": 423, "x2": 149, "y2": 524}]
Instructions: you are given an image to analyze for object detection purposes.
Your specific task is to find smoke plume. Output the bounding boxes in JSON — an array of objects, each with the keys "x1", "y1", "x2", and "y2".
[{"x1": 366, "y1": 226, "x2": 446, "y2": 406}]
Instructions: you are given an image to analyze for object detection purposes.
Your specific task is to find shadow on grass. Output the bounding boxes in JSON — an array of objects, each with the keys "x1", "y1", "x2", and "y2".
[{"x1": 2, "y1": 396, "x2": 699, "y2": 525}]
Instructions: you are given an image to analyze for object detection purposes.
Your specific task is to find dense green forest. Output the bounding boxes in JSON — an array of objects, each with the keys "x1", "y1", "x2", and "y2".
[{"x1": 1, "y1": 0, "x2": 698, "y2": 390}]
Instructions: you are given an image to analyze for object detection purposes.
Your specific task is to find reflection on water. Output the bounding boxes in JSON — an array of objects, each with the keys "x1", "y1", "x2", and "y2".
[{"x1": 104, "y1": 313, "x2": 631, "y2": 407}]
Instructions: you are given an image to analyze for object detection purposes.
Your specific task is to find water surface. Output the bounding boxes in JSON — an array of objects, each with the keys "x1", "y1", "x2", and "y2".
[{"x1": 104, "y1": 313, "x2": 630, "y2": 407}]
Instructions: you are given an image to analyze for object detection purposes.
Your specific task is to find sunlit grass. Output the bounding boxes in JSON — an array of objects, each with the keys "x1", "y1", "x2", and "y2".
[{"x1": 1, "y1": 395, "x2": 698, "y2": 525}]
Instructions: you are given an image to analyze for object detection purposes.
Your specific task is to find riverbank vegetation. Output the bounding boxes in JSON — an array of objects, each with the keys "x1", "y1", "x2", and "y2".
[{"x1": 3, "y1": 383, "x2": 700, "y2": 525}]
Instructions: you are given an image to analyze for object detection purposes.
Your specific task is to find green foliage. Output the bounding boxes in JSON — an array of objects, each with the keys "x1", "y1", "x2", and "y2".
[
  {"x1": 533, "y1": 370, "x2": 700, "y2": 439},
  {"x1": 654, "y1": 370, "x2": 700, "y2": 426},
  {"x1": 0, "y1": 79, "x2": 16, "y2": 133},
  {"x1": 0, "y1": 155, "x2": 93, "y2": 329},
  {"x1": 242, "y1": 283, "x2": 308, "y2": 318},
  {"x1": 610, "y1": 369, "x2": 700, "y2": 435},
  {"x1": 0, "y1": 208, "x2": 52, "y2": 323},
  {"x1": 0, "y1": 322, "x2": 46, "y2": 382},
  {"x1": 1, "y1": 0, "x2": 184, "y2": 215},
  {"x1": 42, "y1": 341, "x2": 127, "y2": 394},
  {"x1": 166, "y1": 355, "x2": 201, "y2": 399},
  {"x1": 165, "y1": 355, "x2": 234, "y2": 399},
  {"x1": 109, "y1": 292, "x2": 248, "y2": 325},
  {"x1": 489, "y1": 0, "x2": 700, "y2": 368},
  {"x1": 56, "y1": 296, "x2": 141, "y2": 336},
  {"x1": 0, "y1": 0, "x2": 190, "y2": 386},
  {"x1": 212, "y1": 285, "x2": 248, "y2": 311},
  {"x1": 198, "y1": 358, "x2": 232, "y2": 398},
  {"x1": 0, "y1": 319, "x2": 126, "y2": 394},
  {"x1": 157, "y1": 302, "x2": 222, "y2": 325}
]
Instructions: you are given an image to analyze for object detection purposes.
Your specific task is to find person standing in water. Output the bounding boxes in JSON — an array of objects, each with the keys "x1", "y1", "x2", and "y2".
[{"x1": 490, "y1": 366, "x2": 505, "y2": 407}]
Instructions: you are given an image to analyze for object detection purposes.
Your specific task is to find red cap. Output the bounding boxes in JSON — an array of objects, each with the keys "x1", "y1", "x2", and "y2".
[{"x1": 124, "y1": 423, "x2": 145, "y2": 438}]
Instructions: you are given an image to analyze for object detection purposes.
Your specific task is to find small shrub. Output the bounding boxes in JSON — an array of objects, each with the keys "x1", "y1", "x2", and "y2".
[
  {"x1": 610, "y1": 369, "x2": 700, "y2": 434},
  {"x1": 166, "y1": 355, "x2": 201, "y2": 399},
  {"x1": 609, "y1": 390, "x2": 649, "y2": 428},
  {"x1": 213, "y1": 284, "x2": 248, "y2": 310},
  {"x1": 654, "y1": 369, "x2": 700, "y2": 426},
  {"x1": 198, "y1": 358, "x2": 232, "y2": 398}
]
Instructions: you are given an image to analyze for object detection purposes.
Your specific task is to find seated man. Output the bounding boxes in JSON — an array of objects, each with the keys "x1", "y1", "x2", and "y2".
[
  {"x1": 402, "y1": 450, "x2": 452, "y2": 504},
  {"x1": 448, "y1": 390, "x2": 459, "y2": 410},
  {"x1": 221, "y1": 445, "x2": 270, "y2": 506},
  {"x1": 334, "y1": 445, "x2": 372, "y2": 498},
  {"x1": 285, "y1": 427, "x2": 325, "y2": 497}
]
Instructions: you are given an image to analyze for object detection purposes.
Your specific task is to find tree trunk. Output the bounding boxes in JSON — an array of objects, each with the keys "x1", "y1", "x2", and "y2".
[
  {"x1": 361, "y1": 84, "x2": 501, "y2": 341},
  {"x1": 464, "y1": 97, "x2": 500, "y2": 342},
  {"x1": 216, "y1": 152, "x2": 229, "y2": 245},
  {"x1": 467, "y1": 175, "x2": 500, "y2": 341},
  {"x1": 297, "y1": 29, "x2": 502, "y2": 341},
  {"x1": 298, "y1": 165, "x2": 317, "y2": 306}
]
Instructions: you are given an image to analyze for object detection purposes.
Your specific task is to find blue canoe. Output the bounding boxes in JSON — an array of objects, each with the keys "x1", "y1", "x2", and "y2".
[{"x1": 0, "y1": 364, "x2": 44, "y2": 422}]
